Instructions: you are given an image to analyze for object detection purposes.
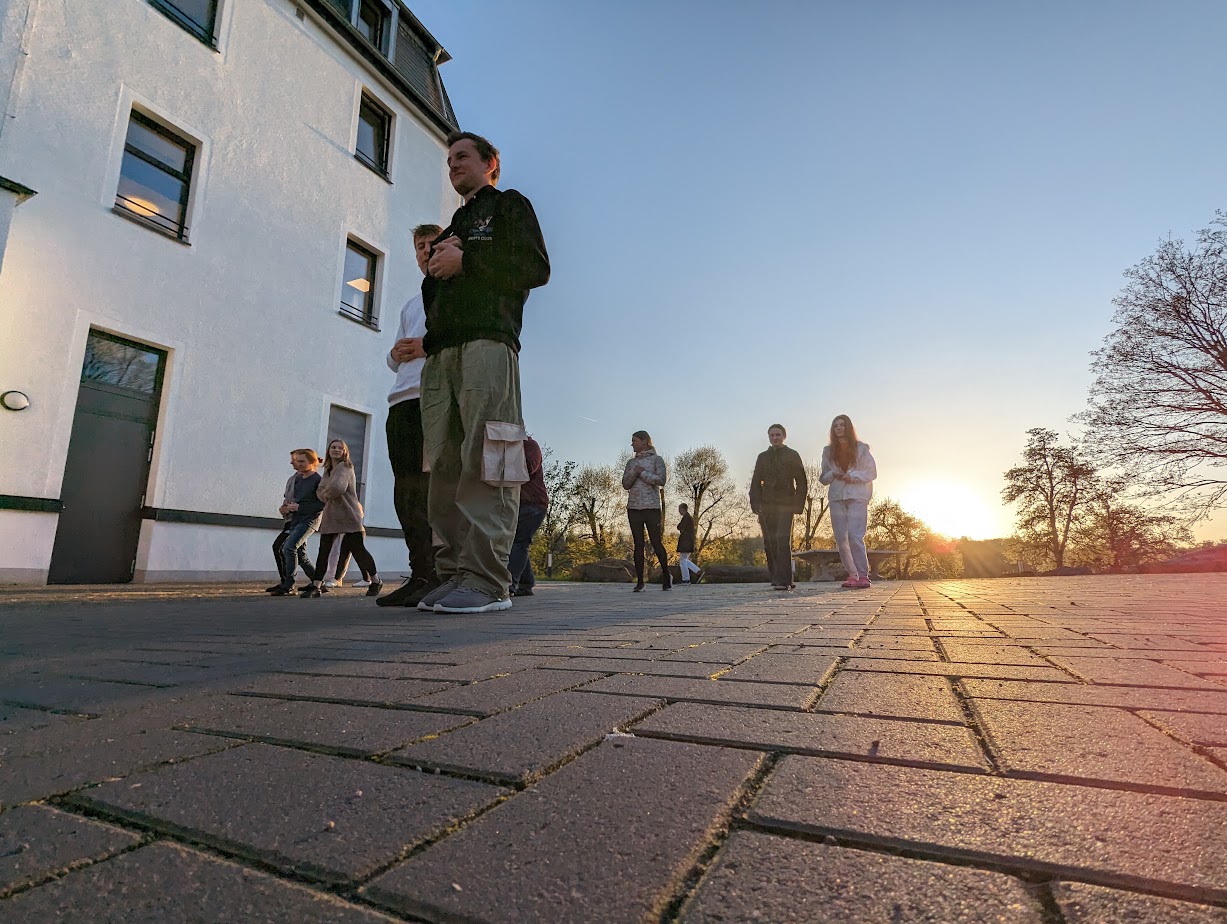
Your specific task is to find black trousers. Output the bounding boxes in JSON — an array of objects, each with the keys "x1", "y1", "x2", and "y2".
[
  {"x1": 314, "y1": 532, "x2": 377, "y2": 582},
  {"x1": 386, "y1": 398, "x2": 436, "y2": 582},
  {"x1": 627, "y1": 508, "x2": 670, "y2": 584},
  {"x1": 759, "y1": 509, "x2": 795, "y2": 586}
]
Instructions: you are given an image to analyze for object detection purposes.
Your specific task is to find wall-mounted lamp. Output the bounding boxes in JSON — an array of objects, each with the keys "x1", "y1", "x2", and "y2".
[{"x1": 1, "y1": 390, "x2": 30, "y2": 411}]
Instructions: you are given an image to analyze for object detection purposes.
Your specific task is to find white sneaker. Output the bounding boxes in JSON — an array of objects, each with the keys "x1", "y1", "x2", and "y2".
[
  {"x1": 354, "y1": 580, "x2": 371, "y2": 587},
  {"x1": 323, "y1": 579, "x2": 339, "y2": 588}
]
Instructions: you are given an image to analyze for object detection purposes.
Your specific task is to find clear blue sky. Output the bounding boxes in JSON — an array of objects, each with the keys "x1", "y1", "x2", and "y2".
[{"x1": 410, "y1": 0, "x2": 1227, "y2": 540}]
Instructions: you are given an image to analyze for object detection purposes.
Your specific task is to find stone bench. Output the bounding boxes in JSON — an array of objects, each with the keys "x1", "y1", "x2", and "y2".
[{"x1": 790, "y1": 549, "x2": 901, "y2": 582}]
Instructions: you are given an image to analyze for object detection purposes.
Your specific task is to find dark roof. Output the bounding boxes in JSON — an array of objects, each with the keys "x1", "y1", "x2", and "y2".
[
  {"x1": 309, "y1": 0, "x2": 459, "y2": 134},
  {"x1": 0, "y1": 176, "x2": 37, "y2": 203}
]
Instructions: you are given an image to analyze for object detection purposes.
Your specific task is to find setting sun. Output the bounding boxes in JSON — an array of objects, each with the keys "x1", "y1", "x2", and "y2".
[{"x1": 894, "y1": 480, "x2": 1005, "y2": 540}]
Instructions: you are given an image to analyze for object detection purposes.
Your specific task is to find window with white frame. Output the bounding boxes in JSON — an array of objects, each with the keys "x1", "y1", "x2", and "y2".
[
  {"x1": 114, "y1": 112, "x2": 196, "y2": 242},
  {"x1": 355, "y1": 94, "x2": 392, "y2": 176},
  {"x1": 150, "y1": 0, "x2": 220, "y2": 46},
  {"x1": 356, "y1": 0, "x2": 389, "y2": 52},
  {"x1": 340, "y1": 239, "x2": 380, "y2": 328}
]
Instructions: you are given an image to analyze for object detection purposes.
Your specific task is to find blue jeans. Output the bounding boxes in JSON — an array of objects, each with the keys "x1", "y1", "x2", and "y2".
[
  {"x1": 278, "y1": 516, "x2": 320, "y2": 587},
  {"x1": 273, "y1": 521, "x2": 314, "y2": 582},
  {"x1": 508, "y1": 504, "x2": 547, "y2": 591}
]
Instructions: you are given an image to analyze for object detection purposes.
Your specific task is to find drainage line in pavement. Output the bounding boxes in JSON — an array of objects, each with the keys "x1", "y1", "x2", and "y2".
[
  {"x1": 0, "y1": 828, "x2": 153, "y2": 904},
  {"x1": 47, "y1": 794, "x2": 443, "y2": 922},
  {"x1": 933, "y1": 630, "x2": 1006, "y2": 775},
  {"x1": 231, "y1": 689, "x2": 493, "y2": 717},
  {"x1": 630, "y1": 729, "x2": 998, "y2": 777},
  {"x1": 655, "y1": 750, "x2": 782, "y2": 923},
  {"x1": 737, "y1": 816, "x2": 1227, "y2": 909},
  {"x1": 800, "y1": 655, "x2": 847, "y2": 713},
  {"x1": 0, "y1": 698, "x2": 98, "y2": 718},
  {"x1": 165, "y1": 725, "x2": 525, "y2": 791}
]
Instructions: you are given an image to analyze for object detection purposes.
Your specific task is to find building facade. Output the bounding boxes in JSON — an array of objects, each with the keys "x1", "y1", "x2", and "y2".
[{"x1": 0, "y1": 0, "x2": 459, "y2": 583}]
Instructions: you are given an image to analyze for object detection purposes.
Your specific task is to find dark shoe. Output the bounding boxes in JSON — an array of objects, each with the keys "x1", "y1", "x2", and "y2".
[
  {"x1": 376, "y1": 577, "x2": 433, "y2": 608},
  {"x1": 265, "y1": 583, "x2": 285, "y2": 593},
  {"x1": 365, "y1": 580, "x2": 383, "y2": 598},
  {"x1": 268, "y1": 585, "x2": 293, "y2": 596},
  {"x1": 512, "y1": 587, "x2": 534, "y2": 597},
  {"x1": 692, "y1": 569, "x2": 703, "y2": 584},
  {"x1": 632, "y1": 583, "x2": 645, "y2": 593},
  {"x1": 662, "y1": 577, "x2": 672, "y2": 590},
  {"x1": 299, "y1": 585, "x2": 321, "y2": 598},
  {"x1": 418, "y1": 579, "x2": 460, "y2": 612}
]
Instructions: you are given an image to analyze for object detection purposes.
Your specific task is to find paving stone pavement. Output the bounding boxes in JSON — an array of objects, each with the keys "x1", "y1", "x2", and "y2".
[{"x1": 0, "y1": 575, "x2": 1225, "y2": 922}]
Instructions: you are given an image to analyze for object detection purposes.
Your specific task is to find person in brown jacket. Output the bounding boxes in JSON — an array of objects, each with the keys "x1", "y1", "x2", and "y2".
[{"x1": 300, "y1": 439, "x2": 383, "y2": 598}]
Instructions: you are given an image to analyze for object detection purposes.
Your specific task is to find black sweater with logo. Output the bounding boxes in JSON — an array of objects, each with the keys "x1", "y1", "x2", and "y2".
[{"x1": 422, "y1": 185, "x2": 550, "y2": 355}]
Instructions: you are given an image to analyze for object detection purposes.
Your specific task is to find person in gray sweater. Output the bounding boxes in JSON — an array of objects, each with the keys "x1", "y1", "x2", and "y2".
[
  {"x1": 300, "y1": 440, "x2": 383, "y2": 598},
  {"x1": 622, "y1": 430, "x2": 671, "y2": 591}
]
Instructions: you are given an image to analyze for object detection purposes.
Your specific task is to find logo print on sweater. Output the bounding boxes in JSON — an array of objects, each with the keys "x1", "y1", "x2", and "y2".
[{"x1": 467, "y1": 215, "x2": 493, "y2": 242}]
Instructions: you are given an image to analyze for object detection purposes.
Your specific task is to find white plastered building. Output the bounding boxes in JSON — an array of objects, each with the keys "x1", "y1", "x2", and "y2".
[{"x1": 0, "y1": 0, "x2": 460, "y2": 583}]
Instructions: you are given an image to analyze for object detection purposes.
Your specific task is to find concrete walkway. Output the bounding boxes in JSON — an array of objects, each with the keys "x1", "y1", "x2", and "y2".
[{"x1": 1, "y1": 576, "x2": 1225, "y2": 922}]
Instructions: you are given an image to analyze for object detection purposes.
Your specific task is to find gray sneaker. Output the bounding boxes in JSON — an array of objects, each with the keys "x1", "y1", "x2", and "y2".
[
  {"x1": 433, "y1": 586, "x2": 512, "y2": 614},
  {"x1": 417, "y1": 579, "x2": 459, "y2": 611}
]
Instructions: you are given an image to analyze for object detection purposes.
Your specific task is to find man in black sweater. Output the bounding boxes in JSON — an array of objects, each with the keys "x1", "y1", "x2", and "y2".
[
  {"x1": 416, "y1": 131, "x2": 550, "y2": 615},
  {"x1": 749, "y1": 424, "x2": 808, "y2": 590}
]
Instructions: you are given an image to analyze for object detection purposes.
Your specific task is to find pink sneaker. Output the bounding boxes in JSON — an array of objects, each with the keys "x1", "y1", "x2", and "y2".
[
  {"x1": 840, "y1": 578, "x2": 858, "y2": 588},
  {"x1": 854, "y1": 576, "x2": 873, "y2": 589}
]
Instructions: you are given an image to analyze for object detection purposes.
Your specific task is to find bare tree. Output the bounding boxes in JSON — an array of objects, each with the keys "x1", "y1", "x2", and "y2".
[
  {"x1": 670, "y1": 445, "x2": 752, "y2": 558},
  {"x1": 1002, "y1": 428, "x2": 1097, "y2": 570},
  {"x1": 1080, "y1": 213, "x2": 1227, "y2": 514},
  {"x1": 1070, "y1": 476, "x2": 1193, "y2": 573},
  {"x1": 793, "y1": 459, "x2": 828, "y2": 550},
  {"x1": 863, "y1": 498, "x2": 962, "y2": 578},
  {"x1": 569, "y1": 464, "x2": 622, "y2": 560},
  {"x1": 530, "y1": 448, "x2": 577, "y2": 576}
]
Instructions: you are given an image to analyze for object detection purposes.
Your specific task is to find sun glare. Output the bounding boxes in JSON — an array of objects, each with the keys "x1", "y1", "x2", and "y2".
[{"x1": 895, "y1": 481, "x2": 1003, "y2": 540}]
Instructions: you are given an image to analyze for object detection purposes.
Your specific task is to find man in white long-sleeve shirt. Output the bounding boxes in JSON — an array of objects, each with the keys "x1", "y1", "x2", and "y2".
[{"x1": 376, "y1": 223, "x2": 443, "y2": 607}]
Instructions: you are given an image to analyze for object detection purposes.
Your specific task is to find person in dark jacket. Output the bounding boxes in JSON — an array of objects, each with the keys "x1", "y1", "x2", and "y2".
[
  {"x1": 749, "y1": 424, "x2": 808, "y2": 590},
  {"x1": 416, "y1": 131, "x2": 550, "y2": 616},
  {"x1": 267, "y1": 451, "x2": 317, "y2": 593},
  {"x1": 508, "y1": 433, "x2": 548, "y2": 597},
  {"x1": 268, "y1": 449, "x2": 325, "y2": 596},
  {"x1": 676, "y1": 503, "x2": 702, "y2": 584}
]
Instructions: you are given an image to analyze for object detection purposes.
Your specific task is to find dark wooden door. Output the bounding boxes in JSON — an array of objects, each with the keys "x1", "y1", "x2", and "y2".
[{"x1": 48, "y1": 332, "x2": 165, "y2": 584}]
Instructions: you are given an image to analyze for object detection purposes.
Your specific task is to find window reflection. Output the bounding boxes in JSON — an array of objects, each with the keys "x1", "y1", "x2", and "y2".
[{"x1": 81, "y1": 333, "x2": 161, "y2": 394}]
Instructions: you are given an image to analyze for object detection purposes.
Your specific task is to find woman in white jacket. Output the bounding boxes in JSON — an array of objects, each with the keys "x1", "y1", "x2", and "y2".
[{"x1": 820, "y1": 415, "x2": 877, "y2": 589}]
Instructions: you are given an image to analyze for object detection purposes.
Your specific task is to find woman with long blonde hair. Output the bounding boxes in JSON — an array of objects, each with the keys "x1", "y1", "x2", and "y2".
[
  {"x1": 819, "y1": 415, "x2": 877, "y2": 589},
  {"x1": 300, "y1": 439, "x2": 382, "y2": 598}
]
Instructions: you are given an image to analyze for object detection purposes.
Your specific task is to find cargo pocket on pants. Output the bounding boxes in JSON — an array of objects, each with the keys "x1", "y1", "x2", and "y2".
[{"x1": 482, "y1": 421, "x2": 529, "y2": 486}]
